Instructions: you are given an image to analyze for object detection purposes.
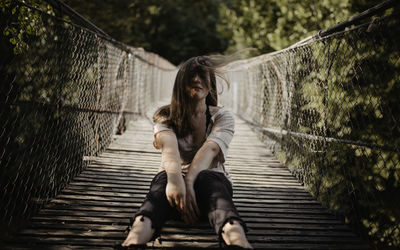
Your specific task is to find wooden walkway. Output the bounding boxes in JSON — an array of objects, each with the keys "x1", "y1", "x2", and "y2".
[{"x1": 6, "y1": 116, "x2": 370, "y2": 249}]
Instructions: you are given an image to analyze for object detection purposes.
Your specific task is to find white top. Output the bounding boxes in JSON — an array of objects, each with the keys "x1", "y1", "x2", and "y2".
[{"x1": 153, "y1": 107, "x2": 235, "y2": 183}]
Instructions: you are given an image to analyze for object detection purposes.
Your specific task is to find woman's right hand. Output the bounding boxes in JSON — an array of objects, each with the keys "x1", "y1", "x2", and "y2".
[
  {"x1": 155, "y1": 130, "x2": 185, "y2": 212},
  {"x1": 166, "y1": 173, "x2": 186, "y2": 212}
]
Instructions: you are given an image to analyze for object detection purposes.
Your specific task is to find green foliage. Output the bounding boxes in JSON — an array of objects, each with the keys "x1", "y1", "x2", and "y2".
[
  {"x1": 218, "y1": 0, "x2": 278, "y2": 54},
  {"x1": 281, "y1": 19, "x2": 400, "y2": 248},
  {"x1": 63, "y1": 0, "x2": 229, "y2": 65},
  {"x1": 4, "y1": 0, "x2": 383, "y2": 63},
  {"x1": 219, "y1": 0, "x2": 383, "y2": 53},
  {"x1": 0, "y1": 0, "x2": 54, "y2": 55}
]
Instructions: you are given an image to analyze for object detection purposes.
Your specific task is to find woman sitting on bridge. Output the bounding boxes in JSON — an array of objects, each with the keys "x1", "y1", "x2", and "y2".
[{"x1": 117, "y1": 56, "x2": 252, "y2": 249}]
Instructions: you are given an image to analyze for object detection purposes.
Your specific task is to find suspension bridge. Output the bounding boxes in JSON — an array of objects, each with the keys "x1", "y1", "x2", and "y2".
[{"x1": 1, "y1": 1, "x2": 399, "y2": 249}]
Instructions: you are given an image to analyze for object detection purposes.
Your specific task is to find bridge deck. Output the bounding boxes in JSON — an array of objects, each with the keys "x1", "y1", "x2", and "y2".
[{"x1": 8, "y1": 116, "x2": 369, "y2": 249}]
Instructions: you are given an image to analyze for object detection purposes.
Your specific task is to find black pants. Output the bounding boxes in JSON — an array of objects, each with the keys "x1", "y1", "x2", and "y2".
[{"x1": 134, "y1": 170, "x2": 247, "y2": 243}]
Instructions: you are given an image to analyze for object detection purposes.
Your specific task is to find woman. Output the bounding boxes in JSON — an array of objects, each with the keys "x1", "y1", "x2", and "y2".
[{"x1": 117, "y1": 56, "x2": 252, "y2": 249}]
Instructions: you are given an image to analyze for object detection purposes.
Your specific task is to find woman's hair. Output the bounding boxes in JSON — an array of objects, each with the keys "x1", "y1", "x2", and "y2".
[{"x1": 153, "y1": 55, "x2": 228, "y2": 137}]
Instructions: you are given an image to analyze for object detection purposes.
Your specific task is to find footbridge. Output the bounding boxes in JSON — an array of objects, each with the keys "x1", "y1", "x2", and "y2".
[{"x1": 1, "y1": 1, "x2": 399, "y2": 249}]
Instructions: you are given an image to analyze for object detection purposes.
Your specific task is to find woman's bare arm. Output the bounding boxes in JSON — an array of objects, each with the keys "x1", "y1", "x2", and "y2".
[
  {"x1": 155, "y1": 131, "x2": 180, "y2": 173},
  {"x1": 183, "y1": 141, "x2": 220, "y2": 223},
  {"x1": 185, "y1": 141, "x2": 220, "y2": 184},
  {"x1": 155, "y1": 131, "x2": 186, "y2": 212}
]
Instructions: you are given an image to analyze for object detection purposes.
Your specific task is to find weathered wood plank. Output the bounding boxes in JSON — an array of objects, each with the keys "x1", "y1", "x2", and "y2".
[
  {"x1": 21, "y1": 221, "x2": 359, "y2": 237},
  {"x1": 16, "y1": 229, "x2": 365, "y2": 245},
  {"x1": 34, "y1": 209, "x2": 342, "y2": 225},
  {"x1": 60, "y1": 188, "x2": 317, "y2": 201},
  {"x1": 64, "y1": 184, "x2": 314, "y2": 197},
  {"x1": 56, "y1": 190, "x2": 319, "y2": 203},
  {"x1": 48, "y1": 197, "x2": 329, "y2": 209},
  {"x1": 44, "y1": 203, "x2": 338, "y2": 216}
]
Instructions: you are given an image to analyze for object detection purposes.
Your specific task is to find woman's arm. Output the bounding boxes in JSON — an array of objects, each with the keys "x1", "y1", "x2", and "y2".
[
  {"x1": 155, "y1": 131, "x2": 186, "y2": 212},
  {"x1": 183, "y1": 109, "x2": 235, "y2": 223},
  {"x1": 183, "y1": 141, "x2": 220, "y2": 223},
  {"x1": 185, "y1": 141, "x2": 220, "y2": 183}
]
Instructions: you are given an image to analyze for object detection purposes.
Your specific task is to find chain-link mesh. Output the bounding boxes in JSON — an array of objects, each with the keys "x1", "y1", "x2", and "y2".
[
  {"x1": 220, "y1": 9, "x2": 400, "y2": 249},
  {"x1": 0, "y1": 1, "x2": 176, "y2": 237}
]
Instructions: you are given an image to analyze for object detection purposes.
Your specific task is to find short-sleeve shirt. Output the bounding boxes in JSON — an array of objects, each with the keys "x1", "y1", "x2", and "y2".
[{"x1": 153, "y1": 107, "x2": 235, "y2": 183}]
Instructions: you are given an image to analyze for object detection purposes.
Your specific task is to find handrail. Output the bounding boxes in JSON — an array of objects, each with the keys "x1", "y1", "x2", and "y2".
[{"x1": 318, "y1": 0, "x2": 398, "y2": 37}]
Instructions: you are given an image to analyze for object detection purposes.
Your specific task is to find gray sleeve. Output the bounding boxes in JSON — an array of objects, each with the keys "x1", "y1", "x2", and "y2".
[{"x1": 206, "y1": 109, "x2": 235, "y2": 163}]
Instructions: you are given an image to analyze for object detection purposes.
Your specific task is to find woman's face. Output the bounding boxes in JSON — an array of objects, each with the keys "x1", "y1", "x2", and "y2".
[{"x1": 186, "y1": 74, "x2": 209, "y2": 100}]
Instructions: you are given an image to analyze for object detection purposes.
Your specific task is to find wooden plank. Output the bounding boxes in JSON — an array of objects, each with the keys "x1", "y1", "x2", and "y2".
[
  {"x1": 27, "y1": 215, "x2": 353, "y2": 231},
  {"x1": 67, "y1": 181, "x2": 311, "y2": 194},
  {"x1": 72, "y1": 176, "x2": 307, "y2": 189},
  {"x1": 53, "y1": 193, "x2": 323, "y2": 206},
  {"x1": 45, "y1": 203, "x2": 337, "y2": 217},
  {"x1": 83, "y1": 167, "x2": 298, "y2": 180},
  {"x1": 64, "y1": 184, "x2": 314, "y2": 198},
  {"x1": 38, "y1": 208, "x2": 341, "y2": 221},
  {"x1": 60, "y1": 188, "x2": 317, "y2": 201},
  {"x1": 34, "y1": 209, "x2": 342, "y2": 225},
  {"x1": 47, "y1": 197, "x2": 339, "y2": 210},
  {"x1": 78, "y1": 172, "x2": 302, "y2": 185},
  {"x1": 58, "y1": 189, "x2": 318, "y2": 202},
  {"x1": 17, "y1": 229, "x2": 365, "y2": 245},
  {"x1": 29, "y1": 214, "x2": 345, "y2": 227},
  {"x1": 22, "y1": 221, "x2": 359, "y2": 237}
]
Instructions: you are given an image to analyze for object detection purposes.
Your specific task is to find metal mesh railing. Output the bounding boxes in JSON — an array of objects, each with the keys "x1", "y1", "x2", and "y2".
[
  {"x1": 220, "y1": 4, "x2": 400, "y2": 249},
  {"x1": 0, "y1": 1, "x2": 176, "y2": 236}
]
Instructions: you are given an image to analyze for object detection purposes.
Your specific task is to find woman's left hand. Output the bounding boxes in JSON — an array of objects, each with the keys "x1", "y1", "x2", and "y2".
[{"x1": 183, "y1": 181, "x2": 200, "y2": 224}]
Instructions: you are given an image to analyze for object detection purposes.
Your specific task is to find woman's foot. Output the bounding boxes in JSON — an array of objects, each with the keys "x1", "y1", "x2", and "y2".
[
  {"x1": 122, "y1": 216, "x2": 155, "y2": 247},
  {"x1": 221, "y1": 220, "x2": 253, "y2": 249}
]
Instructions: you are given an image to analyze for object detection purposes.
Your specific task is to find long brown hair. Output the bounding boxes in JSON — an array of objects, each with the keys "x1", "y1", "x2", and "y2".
[{"x1": 153, "y1": 56, "x2": 227, "y2": 137}]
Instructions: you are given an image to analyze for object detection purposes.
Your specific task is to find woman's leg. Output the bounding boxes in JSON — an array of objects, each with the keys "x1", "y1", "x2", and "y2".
[
  {"x1": 123, "y1": 171, "x2": 178, "y2": 246},
  {"x1": 122, "y1": 215, "x2": 154, "y2": 246},
  {"x1": 194, "y1": 170, "x2": 252, "y2": 248},
  {"x1": 220, "y1": 219, "x2": 252, "y2": 248}
]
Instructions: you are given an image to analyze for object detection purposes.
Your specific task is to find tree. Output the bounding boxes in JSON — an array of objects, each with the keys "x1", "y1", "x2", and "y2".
[
  {"x1": 63, "y1": 0, "x2": 230, "y2": 65},
  {"x1": 219, "y1": 0, "x2": 383, "y2": 53}
]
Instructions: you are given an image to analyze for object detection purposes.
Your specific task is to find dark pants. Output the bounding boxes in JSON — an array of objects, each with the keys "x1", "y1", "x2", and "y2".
[{"x1": 133, "y1": 170, "x2": 247, "y2": 242}]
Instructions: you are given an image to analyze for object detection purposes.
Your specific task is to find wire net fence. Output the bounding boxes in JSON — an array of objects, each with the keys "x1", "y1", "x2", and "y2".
[
  {"x1": 0, "y1": 1, "x2": 176, "y2": 237},
  {"x1": 220, "y1": 7, "x2": 400, "y2": 249}
]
